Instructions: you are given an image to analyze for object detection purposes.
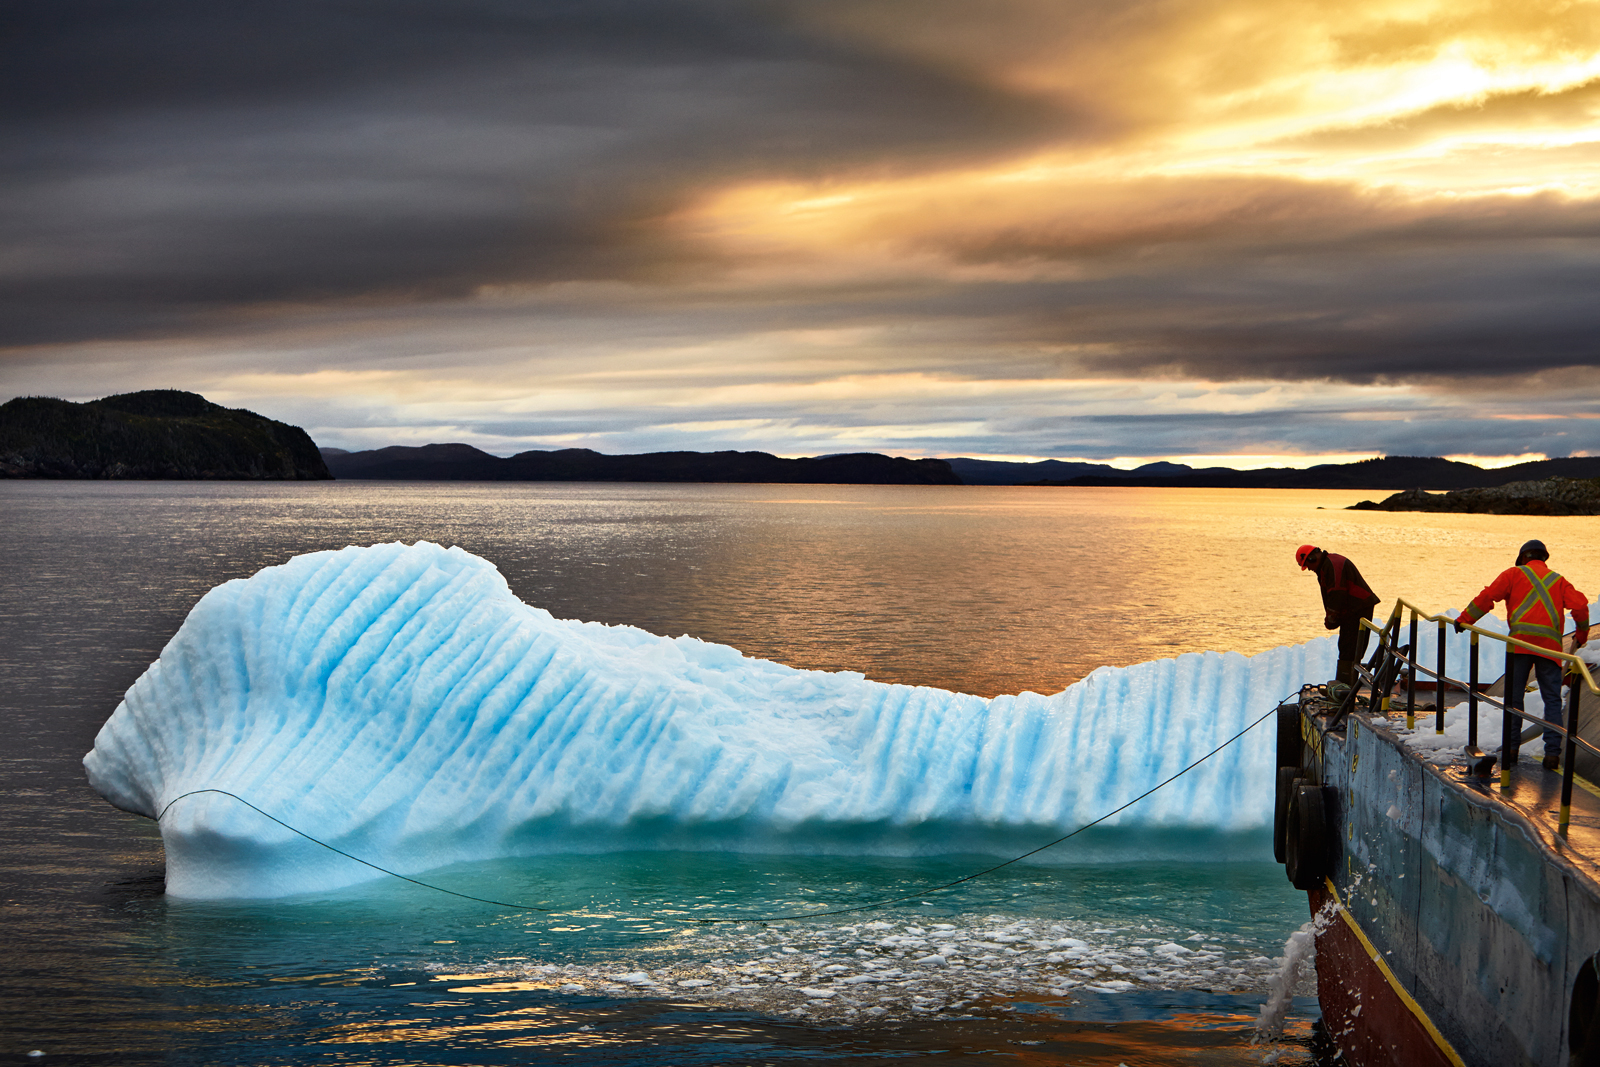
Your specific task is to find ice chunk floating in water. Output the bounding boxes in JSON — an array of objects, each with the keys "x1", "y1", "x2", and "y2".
[{"x1": 86, "y1": 542, "x2": 1334, "y2": 899}]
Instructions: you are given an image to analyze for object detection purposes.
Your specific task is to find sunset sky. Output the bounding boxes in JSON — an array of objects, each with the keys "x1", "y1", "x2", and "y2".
[{"x1": 4, "y1": 0, "x2": 1599, "y2": 465}]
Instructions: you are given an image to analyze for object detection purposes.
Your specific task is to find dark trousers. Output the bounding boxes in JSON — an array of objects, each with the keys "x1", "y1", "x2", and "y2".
[
  {"x1": 1338, "y1": 606, "x2": 1375, "y2": 665},
  {"x1": 1508, "y1": 653, "x2": 1565, "y2": 757}
]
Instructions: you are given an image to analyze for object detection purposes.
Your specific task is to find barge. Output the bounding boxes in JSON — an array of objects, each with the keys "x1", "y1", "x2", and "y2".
[{"x1": 1276, "y1": 601, "x2": 1600, "y2": 1066}]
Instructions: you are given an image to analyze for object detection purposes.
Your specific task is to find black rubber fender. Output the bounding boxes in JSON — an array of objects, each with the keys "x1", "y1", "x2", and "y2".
[
  {"x1": 1276, "y1": 703, "x2": 1303, "y2": 771},
  {"x1": 1286, "y1": 782, "x2": 1330, "y2": 891},
  {"x1": 1571, "y1": 954, "x2": 1600, "y2": 1066},
  {"x1": 1274, "y1": 766, "x2": 1302, "y2": 864}
]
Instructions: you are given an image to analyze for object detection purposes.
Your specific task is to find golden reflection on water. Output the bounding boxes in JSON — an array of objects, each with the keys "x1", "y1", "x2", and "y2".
[
  {"x1": 670, "y1": 485, "x2": 1600, "y2": 698},
  {"x1": 324, "y1": 1004, "x2": 597, "y2": 1046},
  {"x1": 319, "y1": 998, "x2": 840, "y2": 1050},
  {"x1": 314, "y1": 990, "x2": 1314, "y2": 1064},
  {"x1": 15, "y1": 479, "x2": 1579, "y2": 701}
]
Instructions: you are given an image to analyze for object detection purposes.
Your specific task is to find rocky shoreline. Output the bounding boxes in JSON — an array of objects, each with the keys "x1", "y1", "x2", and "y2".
[{"x1": 1348, "y1": 477, "x2": 1600, "y2": 515}]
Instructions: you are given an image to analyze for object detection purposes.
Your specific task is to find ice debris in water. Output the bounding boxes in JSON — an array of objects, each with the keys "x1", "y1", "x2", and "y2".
[
  {"x1": 435, "y1": 914, "x2": 1299, "y2": 1022},
  {"x1": 84, "y1": 541, "x2": 1334, "y2": 899}
]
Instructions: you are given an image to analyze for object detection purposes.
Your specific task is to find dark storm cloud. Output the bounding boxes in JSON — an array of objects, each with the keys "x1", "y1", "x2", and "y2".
[
  {"x1": 0, "y1": 0, "x2": 1070, "y2": 345},
  {"x1": 922, "y1": 180, "x2": 1600, "y2": 262},
  {"x1": 683, "y1": 236, "x2": 1600, "y2": 389},
  {"x1": 854, "y1": 184, "x2": 1600, "y2": 385},
  {"x1": 771, "y1": 169, "x2": 1600, "y2": 385},
  {"x1": 1054, "y1": 241, "x2": 1600, "y2": 383}
]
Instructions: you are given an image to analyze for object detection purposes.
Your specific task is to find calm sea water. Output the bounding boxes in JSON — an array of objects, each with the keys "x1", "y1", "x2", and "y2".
[{"x1": 6, "y1": 482, "x2": 1597, "y2": 1065}]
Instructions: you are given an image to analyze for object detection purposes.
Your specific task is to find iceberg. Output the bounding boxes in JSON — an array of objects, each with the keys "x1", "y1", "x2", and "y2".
[{"x1": 87, "y1": 541, "x2": 1340, "y2": 899}]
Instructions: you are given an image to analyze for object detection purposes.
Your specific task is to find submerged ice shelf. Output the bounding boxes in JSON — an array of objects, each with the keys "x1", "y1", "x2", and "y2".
[{"x1": 88, "y1": 541, "x2": 1336, "y2": 899}]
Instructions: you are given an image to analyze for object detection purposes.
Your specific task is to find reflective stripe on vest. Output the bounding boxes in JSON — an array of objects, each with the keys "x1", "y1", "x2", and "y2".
[{"x1": 1511, "y1": 565, "x2": 1563, "y2": 640}]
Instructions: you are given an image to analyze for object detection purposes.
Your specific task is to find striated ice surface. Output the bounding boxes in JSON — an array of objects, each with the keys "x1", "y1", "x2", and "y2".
[{"x1": 86, "y1": 541, "x2": 1335, "y2": 899}]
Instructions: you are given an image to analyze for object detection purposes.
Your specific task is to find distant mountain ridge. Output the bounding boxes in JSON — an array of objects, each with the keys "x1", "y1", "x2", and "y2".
[
  {"x1": 325, "y1": 446, "x2": 1600, "y2": 488},
  {"x1": 1, "y1": 391, "x2": 330, "y2": 480},
  {"x1": 947, "y1": 457, "x2": 1179, "y2": 484},
  {"x1": 322, "y1": 443, "x2": 960, "y2": 484},
  {"x1": 948, "y1": 454, "x2": 1600, "y2": 490}
]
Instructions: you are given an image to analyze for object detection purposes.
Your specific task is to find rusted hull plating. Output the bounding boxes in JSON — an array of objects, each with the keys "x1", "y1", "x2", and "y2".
[{"x1": 1308, "y1": 883, "x2": 1460, "y2": 1067}]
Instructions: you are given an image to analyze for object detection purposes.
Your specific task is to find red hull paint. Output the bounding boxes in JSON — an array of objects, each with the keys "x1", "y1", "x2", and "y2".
[{"x1": 1309, "y1": 886, "x2": 1461, "y2": 1067}]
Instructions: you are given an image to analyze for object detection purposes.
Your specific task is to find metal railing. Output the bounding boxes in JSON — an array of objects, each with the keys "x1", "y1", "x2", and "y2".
[{"x1": 1343, "y1": 598, "x2": 1600, "y2": 836}]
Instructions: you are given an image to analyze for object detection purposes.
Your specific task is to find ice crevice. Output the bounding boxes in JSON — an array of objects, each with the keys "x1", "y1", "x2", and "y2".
[{"x1": 86, "y1": 541, "x2": 1335, "y2": 899}]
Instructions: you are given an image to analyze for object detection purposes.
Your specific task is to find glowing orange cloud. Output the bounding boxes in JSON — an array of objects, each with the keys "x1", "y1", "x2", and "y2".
[{"x1": 682, "y1": 0, "x2": 1600, "y2": 267}]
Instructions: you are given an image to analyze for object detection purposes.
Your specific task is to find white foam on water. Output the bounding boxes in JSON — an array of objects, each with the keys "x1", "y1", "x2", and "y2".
[{"x1": 433, "y1": 912, "x2": 1307, "y2": 1021}]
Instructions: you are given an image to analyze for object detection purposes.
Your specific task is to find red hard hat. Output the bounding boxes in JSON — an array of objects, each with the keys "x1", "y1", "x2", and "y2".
[{"x1": 1296, "y1": 545, "x2": 1317, "y2": 570}]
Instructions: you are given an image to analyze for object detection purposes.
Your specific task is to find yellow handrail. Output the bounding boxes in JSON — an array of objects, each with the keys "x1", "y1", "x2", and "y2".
[
  {"x1": 1356, "y1": 597, "x2": 1598, "y2": 834},
  {"x1": 1374, "y1": 597, "x2": 1599, "y2": 697}
]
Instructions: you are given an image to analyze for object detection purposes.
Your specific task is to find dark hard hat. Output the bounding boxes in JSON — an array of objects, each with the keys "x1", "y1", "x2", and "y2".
[{"x1": 1517, "y1": 539, "x2": 1549, "y2": 564}]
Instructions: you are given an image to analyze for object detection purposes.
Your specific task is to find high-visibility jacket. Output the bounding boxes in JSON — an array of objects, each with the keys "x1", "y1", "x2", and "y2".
[
  {"x1": 1460, "y1": 560, "x2": 1589, "y2": 661},
  {"x1": 1314, "y1": 552, "x2": 1379, "y2": 622}
]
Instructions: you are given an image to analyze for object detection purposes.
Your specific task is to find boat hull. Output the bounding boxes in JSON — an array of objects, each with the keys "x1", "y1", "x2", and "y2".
[
  {"x1": 1282, "y1": 697, "x2": 1600, "y2": 1067},
  {"x1": 1307, "y1": 882, "x2": 1460, "y2": 1067}
]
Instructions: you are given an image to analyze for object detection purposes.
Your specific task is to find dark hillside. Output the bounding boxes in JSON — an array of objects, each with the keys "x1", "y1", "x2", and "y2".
[
  {"x1": 321, "y1": 443, "x2": 499, "y2": 479},
  {"x1": 1029, "y1": 455, "x2": 1600, "y2": 490},
  {"x1": 1491, "y1": 456, "x2": 1600, "y2": 482},
  {"x1": 0, "y1": 390, "x2": 330, "y2": 479},
  {"x1": 945, "y1": 457, "x2": 1119, "y2": 484},
  {"x1": 324, "y1": 444, "x2": 959, "y2": 484}
]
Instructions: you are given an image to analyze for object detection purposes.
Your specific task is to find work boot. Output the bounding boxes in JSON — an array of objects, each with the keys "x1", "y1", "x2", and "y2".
[
  {"x1": 1327, "y1": 665, "x2": 1353, "y2": 703},
  {"x1": 1324, "y1": 660, "x2": 1355, "y2": 702},
  {"x1": 1544, "y1": 753, "x2": 1560, "y2": 772}
]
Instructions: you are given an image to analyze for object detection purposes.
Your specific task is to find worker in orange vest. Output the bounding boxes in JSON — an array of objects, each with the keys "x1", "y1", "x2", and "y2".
[
  {"x1": 1455, "y1": 539, "x2": 1590, "y2": 771},
  {"x1": 1296, "y1": 545, "x2": 1381, "y2": 692}
]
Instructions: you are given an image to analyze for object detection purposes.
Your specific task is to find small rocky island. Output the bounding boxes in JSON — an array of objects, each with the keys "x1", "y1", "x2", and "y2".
[
  {"x1": 1348, "y1": 477, "x2": 1600, "y2": 516},
  {"x1": 0, "y1": 390, "x2": 330, "y2": 480}
]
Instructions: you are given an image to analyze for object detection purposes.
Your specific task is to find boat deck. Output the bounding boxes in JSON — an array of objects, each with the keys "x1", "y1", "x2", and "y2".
[
  {"x1": 1316, "y1": 690, "x2": 1600, "y2": 890},
  {"x1": 1473, "y1": 750, "x2": 1600, "y2": 883}
]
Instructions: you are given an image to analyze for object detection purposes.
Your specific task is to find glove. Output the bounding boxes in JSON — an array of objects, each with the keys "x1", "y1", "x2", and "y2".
[
  {"x1": 1579, "y1": 628, "x2": 1592, "y2": 647},
  {"x1": 1453, "y1": 619, "x2": 1464, "y2": 634},
  {"x1": 1324, "y1": 612, "x2": 1338, "y2": 630}
]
